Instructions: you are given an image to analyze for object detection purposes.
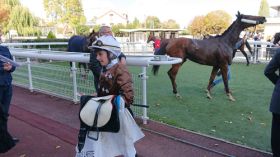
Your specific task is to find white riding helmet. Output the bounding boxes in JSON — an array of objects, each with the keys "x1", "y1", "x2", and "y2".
[{"x1": 89, "y1": 35, "x2": 121, "y2": 58}]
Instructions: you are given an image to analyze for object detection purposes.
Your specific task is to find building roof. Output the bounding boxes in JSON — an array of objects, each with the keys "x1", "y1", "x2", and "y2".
[
  {"x1": 271, "y1": 5, "x2": 280, "y2": 10},
  {"x1": 97, "y1": 9, "x2": 127, "y2": 20}
]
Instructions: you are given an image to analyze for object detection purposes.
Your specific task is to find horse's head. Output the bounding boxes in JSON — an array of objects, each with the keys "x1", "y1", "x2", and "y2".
[
  {"x1": 84, "y1": 30, "x2": 98, "y2": 52},
  {"x1": 236, "y1": 11, "x2": 266, "y2": 29},
  {"x1": 147, "y1": 33, "x2": 155, "y2": 43},
  {"x1": 273, "y1": 32, "x2": 280, "y2": 45}
]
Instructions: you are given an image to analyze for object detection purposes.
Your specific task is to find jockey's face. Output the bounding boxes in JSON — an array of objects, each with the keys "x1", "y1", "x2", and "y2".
[
  {"x1": 96, "y1": 50, "x2": 109, "y2": 66},
  {"x1": 99, "y1": 26, "x2": 113, "y2": 36}
]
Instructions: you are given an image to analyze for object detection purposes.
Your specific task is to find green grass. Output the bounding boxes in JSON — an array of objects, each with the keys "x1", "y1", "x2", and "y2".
[{"x1": 137, "y1": 62, "x2": 273, "y2": 152}]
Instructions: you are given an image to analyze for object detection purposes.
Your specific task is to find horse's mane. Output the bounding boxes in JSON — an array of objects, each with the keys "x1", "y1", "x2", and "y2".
[{"x1": 220, "y1": 20, "x2": 237, "y2": 37}]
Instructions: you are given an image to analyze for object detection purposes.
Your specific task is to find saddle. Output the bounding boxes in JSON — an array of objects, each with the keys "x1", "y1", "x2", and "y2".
[{"x1": 78, "y1": 95, "x2": 120, "y2": 152}]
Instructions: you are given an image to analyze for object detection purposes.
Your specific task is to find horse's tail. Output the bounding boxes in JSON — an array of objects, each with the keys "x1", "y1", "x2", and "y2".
[
  {"x1": 245, "y1": 40, "x2": 253, "y2": 54},
  {"x1": 152, "y1": 41, "x2": 168, "y2": 75}
]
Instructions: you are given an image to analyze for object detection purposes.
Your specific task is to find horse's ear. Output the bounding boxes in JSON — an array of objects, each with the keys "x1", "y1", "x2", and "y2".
[{"x1": 236, "y1": 11, "x2": 241, "y2": 18}]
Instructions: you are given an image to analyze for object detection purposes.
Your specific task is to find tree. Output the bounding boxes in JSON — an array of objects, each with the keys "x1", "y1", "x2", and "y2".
[
  {"x1": 43, "y1": 0, "x2": 63, "y2": 22},
  {"x1": 43, "y1": 0, "x2": 86, "y2": 35},
  {"x1": 188, "y1": 10, "x2": 231, "y2": 38},
  {"x1": 111, "y1": 23, "x2": 126, "y2": 36},
  {"x1": 145, "y1": 16, "x2": 161, "y2": 28},
  {"x1": 161, "y1": 19, "x2": 180, "y2": 29},
  {"x1": 188, "y1": 15, "x2": 206, "y2": 37},
  {"x1": 0, "y1": 0, "x2": 20, "y2": 32},
  {"x1": 204, "y1": 10, "x2": 231, "y2": 35},
  {"x1": 0, "y1": 0, "x2": 10, "y2": 31},
  {"x1": 7, "y1": 5, "x2": 39, "y2": 36},
  {"x1": 256, "y1": 0, "x2": 269, "y2": 32},
  {"x1": 126, "y1": 17, "x2": 141, "y2": 29},
  {"x1": 258, "y1": 0, "x2": 270, "y2": 17}
]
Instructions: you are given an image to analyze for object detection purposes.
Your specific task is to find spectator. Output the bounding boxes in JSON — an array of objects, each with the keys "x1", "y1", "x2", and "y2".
[
  {"x1": 253, "y1": 33, "x2": 261, "y2": 62},
  {"x1": 0, "y1": 46, "x2": 18, "y2": 153},
  {"x1": 264, "y1": 48, "x2": 280, "y2": 157}
]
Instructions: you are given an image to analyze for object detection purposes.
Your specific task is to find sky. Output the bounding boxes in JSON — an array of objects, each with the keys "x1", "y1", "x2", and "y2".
[{"x1": 20, "y1": 0, "x2": 279, "y2": 28}]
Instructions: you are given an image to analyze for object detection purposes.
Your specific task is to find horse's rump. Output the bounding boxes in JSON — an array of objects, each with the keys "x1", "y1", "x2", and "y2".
[{"x1": 68, "y1": 35, "x2": 87, "y2": 52}]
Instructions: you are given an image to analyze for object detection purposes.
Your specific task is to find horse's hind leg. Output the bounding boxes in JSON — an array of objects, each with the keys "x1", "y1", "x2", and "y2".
[
  {"x1": 206, "y1": 66, "x2": 219, "y2": 99},
  {"x1": 241, "y1": 50, "x2": 250, "y2": 66},
  {"x1": 167, "y1": 63, "x2": 182, "y2": 98}
]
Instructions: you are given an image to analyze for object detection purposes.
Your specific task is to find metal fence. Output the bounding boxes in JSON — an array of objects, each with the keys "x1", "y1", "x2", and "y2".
[{"x1": 8, "y1": 46, "x2": 181, "y2": 124}]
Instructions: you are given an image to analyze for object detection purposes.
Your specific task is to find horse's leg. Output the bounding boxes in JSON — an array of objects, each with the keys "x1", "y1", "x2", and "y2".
[
  {"x1": 69, "y1": 62, "x2": 73, "y2": 77},
  {"x1": 240, "y1": 50, "x2": 250, "y2": 66},
  {"x1": 206, "y1": 66, "x2": 219, "y2": 99},
  {"x1": 167, "y1": 63, "x2": 183, "y2": 98},
  {"x1": 81, "y1": 63, "x2": 87, "y2": 79},
  {"x1": 232, "y1": 49, "x2": 237, "y2": 59},
  {"x1": 221, "y1": 65, "x2": 235, "y2": 101}
]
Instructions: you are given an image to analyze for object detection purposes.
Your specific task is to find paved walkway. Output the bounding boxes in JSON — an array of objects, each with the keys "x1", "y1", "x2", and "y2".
[{"x1": 1, "y1": 86, "x2": 272, "y2": 157}]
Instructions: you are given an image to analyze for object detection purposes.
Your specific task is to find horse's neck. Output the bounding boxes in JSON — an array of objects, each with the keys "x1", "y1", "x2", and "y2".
[{"x1": 221, "y1": 21, "x2": 243, "y2": 48}]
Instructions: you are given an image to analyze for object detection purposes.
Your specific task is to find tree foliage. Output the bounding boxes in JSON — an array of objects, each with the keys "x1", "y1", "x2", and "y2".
[
  {"x1": 0, "y1": 0, "x2": 10, "y2": 30},
  {"x1": 204, "y1": 10, "x2": 231, "y2": 35},
  {"x1": 161, "y1": 19, "x2": 180, "y2": 29},
  {"x1": 188, "y1": 10, "x2": 231, "y2": 38},
  {"x1": 43, "y1": 0, "x2": 86, "y2": 34},
  {"x1": 145, "y1": 16, "x2": 161, "y2": 28},
  {"x1": 126, "y1": 17, "x2": 141, "y2": 29},
  {"x1": 258, "y1": 0, "x2": 270, "y2": 17},
  {"x1": 188, "y1": 16, "x2": 206, "y2": 37},
  {"x1": 7, "y1": 5, "x2": 40, "y2": 36},
  {"x1": 256, "y1": 0, "x2": 269, "y2": 32}
]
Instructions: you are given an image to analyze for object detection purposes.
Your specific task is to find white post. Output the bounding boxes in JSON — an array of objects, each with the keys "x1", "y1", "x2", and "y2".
[
  {"x1": 71, "y1": 62, "x2": 78, "y2": 103},
  {"x1": 253, "y1": 44, "x2": 257, "y2": 64},
  {"x1": 141, "y1": 66, "x2": 149, "y2": 124},
  {"x1": 27, "y1": 57, "x2": 33, "y2": 92}
]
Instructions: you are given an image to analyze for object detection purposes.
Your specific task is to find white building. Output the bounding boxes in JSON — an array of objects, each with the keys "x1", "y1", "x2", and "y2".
[
  {"x1": 264, "y1": 4, "x2": 280, "y2": 40},
  {"x1": 95, "y1": 10, "x2": 128, "y2": 26}
]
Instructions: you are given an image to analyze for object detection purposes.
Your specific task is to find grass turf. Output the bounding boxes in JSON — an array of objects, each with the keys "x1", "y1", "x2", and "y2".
[{"x1": 140, "y1": 61, "x2": 273, "y2": 152}]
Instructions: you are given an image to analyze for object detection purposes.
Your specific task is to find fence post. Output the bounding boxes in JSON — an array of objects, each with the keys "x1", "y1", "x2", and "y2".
[
  {"x1": 71, "y1": 62, "x2": 78, "y2": 103},
  {"x1": 27, "y1": 57, "x2": 33, "y2": 92},
  {"x1": 253, "y1": 44, "x2": 257, "y2": 64},
  {"x1": 141, "y1": 66, "x2": 149, "y2": 124}
]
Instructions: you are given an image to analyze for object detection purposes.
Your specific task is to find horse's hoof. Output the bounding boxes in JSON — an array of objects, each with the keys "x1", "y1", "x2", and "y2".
[
  {"x1": 227, "y1": 94, "x2": 236, "y2": 101},
  {"x1": 206, "y1": 92, "x2": 212, "y2": 99},
  {"x1": 175, "y1": 93, "x2": 182, "y2": 99}
]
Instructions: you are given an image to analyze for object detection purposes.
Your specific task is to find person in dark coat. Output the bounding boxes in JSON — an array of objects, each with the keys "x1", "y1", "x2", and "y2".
[
  {"x1": 0, "y1": 45, "x2": 18, "y2": 153},
  {"x1": 264, "y1": 48, "x2": 280, "y2": 157}
]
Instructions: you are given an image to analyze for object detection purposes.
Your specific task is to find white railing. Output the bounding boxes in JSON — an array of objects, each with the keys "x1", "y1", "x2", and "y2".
[
  {"x1": 1, "y1": 41, "x2": 155, "y2": 54},
  {"x1": 9, "y1": 48, "x2": 182, "y2": 124},
  {"x1": 245, "y1": 40, "x2": 278, "y2": 63}
]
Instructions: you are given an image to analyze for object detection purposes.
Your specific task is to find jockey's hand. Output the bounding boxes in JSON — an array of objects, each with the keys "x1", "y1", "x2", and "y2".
[{"x1": 3, "y1": 62, "x2": 12, "y2": 71}]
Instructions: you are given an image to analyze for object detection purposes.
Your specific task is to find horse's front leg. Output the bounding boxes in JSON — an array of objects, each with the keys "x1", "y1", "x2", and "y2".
[
  {"x1": 206, "y1": 66, "x2": 219, "y2": 99},
  {"x1": 221, "y1": 65, "x2": 235, "y2": 101},
  {"x1": 167, "y1": 63, "x2": 182, "y2": 98}
]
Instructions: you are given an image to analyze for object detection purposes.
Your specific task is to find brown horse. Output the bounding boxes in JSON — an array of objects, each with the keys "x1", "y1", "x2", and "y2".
[
  {"x1": 152, "y1": 12, "x2": 266, "y2": 101},
  {"x1": 68, "y1": 30, "x2": 99, "y2": 78},
  {"x1": 205, "y1": 34, "x2": 253, "y2": 66}
]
